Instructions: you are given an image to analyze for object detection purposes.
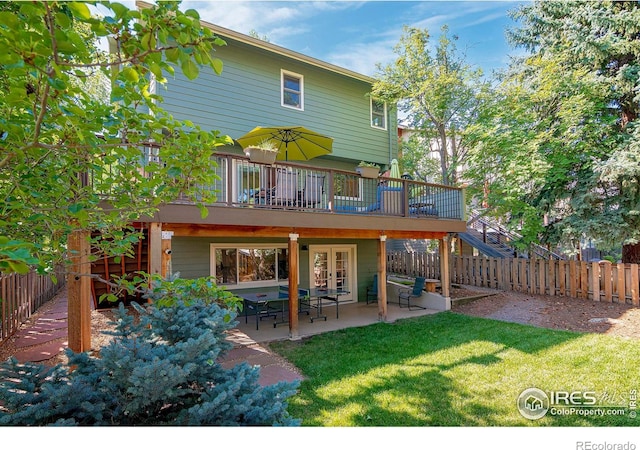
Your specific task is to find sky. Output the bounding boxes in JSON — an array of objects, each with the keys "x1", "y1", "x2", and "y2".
[{"x1": 181, "y1": 0, "x2": 529, "y2": 78}]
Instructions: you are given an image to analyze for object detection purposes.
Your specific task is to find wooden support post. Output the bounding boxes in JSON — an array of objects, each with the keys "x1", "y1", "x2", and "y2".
[
  {"x1": 161, "y1": 231, "x2": 173, "y2": 279},
  {"x1": 149, "y1": 223, "x2": 163, "y2": 278},
  {"x1": 377, "y1": 235, "x2": 388, "y2": 321},
  {"x1": 288, "y1": 233, "x2": 299, "y2": 340},
  {"x1": 439, "y1": 235, "x2": 450, "y2": 300},
  {"x1": 67, "y1": 229, "x2": 91, "y2": 352}
]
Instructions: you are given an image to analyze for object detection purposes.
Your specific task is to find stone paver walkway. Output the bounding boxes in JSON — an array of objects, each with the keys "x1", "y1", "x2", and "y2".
[{"x1": 10, "y1": 292, "x2": 69, "y2": 363}]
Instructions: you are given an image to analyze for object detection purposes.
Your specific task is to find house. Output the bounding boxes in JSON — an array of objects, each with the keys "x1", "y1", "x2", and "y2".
[{"x1": 91, "y1": 1, "x2": 467, "y2": 339}]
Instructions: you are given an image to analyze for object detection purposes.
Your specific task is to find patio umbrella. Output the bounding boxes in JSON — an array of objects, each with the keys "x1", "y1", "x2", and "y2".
[
  {"x1": 237, "y1": 126, "x2": 333, "y2": 161},
  {"x1": 388, "y1": 158, "x2": 402, "y2": 187}
]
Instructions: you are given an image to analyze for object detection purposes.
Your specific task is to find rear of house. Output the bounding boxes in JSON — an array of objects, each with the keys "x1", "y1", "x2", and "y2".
[{"x1": 92, "y1": 2, "x2": 467, "y2": 338}]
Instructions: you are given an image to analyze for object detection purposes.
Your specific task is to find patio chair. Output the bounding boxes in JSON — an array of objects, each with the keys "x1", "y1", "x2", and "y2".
[
  {"x1": 272, "y1": 169, "x2": 299, "y2": 206},
  {"x1": 301, "y1": 173, "x2": 325, "y2": 208},
  {"x1": 398, "y1": 276, "x2": 426, "y2": 310},
  {"x1": 366, "y1": 274, "x2": 378, "y2": 304}
]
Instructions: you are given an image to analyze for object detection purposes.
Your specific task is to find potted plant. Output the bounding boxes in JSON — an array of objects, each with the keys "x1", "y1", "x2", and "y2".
[
  {"x1": 244, "y1": 139, "x2": 279, "y2": 164},
  {"x1": 355, "y1": 161, "x2": 380, "y2": 178}
]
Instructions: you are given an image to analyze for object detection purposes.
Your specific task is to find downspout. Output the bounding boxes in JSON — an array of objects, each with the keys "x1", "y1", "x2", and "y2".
[{"x1": 388, "y1": 105, "x2": 394, "y2": 162}]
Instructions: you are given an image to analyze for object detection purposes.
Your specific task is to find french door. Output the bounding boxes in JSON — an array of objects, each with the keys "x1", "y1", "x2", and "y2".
[{"x1": 309, "y1": 245, "x2": 356, "y2": 302}]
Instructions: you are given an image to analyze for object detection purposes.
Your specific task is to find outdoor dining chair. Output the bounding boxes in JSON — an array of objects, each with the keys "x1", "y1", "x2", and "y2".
[
  {"x1": 272, "y1": 169, "x2": 299, "y2": 206},
  {"x1": 398, "y1": 276, "x2": 427, "y2": 310},
  {"x1": 366, "y1": 274, "x2": 378, "y2": 304},
  {"x1": 302, "y1": 172, "x2": 325, "y2": 208}
]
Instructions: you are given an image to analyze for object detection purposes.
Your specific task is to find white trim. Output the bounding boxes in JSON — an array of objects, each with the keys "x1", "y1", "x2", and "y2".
[
  {"x1": 308, "y1": 244, "x2": 358, "y2": 303},
  {"x1": 281, "y1": 69, "x2": 304, "y2": 111},
  {"x1": 370, "y1": 98, "x2": 387, "y2": 130}
]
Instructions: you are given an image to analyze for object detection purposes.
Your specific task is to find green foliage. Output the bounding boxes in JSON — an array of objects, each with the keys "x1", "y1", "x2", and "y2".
[
  {"x1": 372, "y1": 25, "x2": 489, "y2": 185},
  {"x1": 357, "y1": 161, "x2": 380, "y2": 168},
  {"x1": 0, "y1": 236, "x2": 39, "y2": 274},
  {"x1": 399, "y1": 134, "x2": 441, "y2": 183},
  {"x1": 0, "y1": 299, "x2": 299, "y2": 426},
  {"x1": 465, "y1": 1, "x2": 640, "y2": 257},
  {"x1": 0, "y1": 1, "x2": 232, "y2": 273}
]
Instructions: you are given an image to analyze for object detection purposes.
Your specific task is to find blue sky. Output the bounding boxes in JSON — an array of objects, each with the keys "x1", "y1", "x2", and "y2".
[{"x1": 182, "y1": 1, "x2": 528, "y2": 77}]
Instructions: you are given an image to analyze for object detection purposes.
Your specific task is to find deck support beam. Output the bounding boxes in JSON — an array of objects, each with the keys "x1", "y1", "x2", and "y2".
[
  {"x1": 67, "y1": 229, "x2": 91, "y2": 352},
  {"x1": 288, "y1": 233, "x2": 300, "y2": 340},
  {"x1": 439, "y1": 235, "x2": 451, "y2": 300},
  {"x1": 378, "y1": 234, "x2": 388, "y2": 322}
]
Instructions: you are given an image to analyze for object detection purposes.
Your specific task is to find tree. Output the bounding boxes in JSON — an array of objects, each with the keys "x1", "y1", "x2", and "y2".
[
  {"x1": 372, "y1": 26, "x2": 488, "y2": 185},
  {"x1": 0, "y1": 1, "x2": 231, "y2": 272},
  {"x1": 465, "y1": 1, "x2": 640, "y2": 261},
  {"x1": 0, "y1": 1, "x2": 233, "y2": 350}
]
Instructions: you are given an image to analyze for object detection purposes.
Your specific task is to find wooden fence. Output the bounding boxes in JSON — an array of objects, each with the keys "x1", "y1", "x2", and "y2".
[
  {"x1": 1, "y1": 268, "x2": 66, "y2": 343},
  {"x1": 387, "y1": 252, "x2": 640, "y2": 306}
]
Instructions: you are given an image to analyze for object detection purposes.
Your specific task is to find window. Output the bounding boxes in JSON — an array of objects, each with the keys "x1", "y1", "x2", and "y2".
[
  {"x1": 211, "y1": 244, "x2": 289, "y2": 287},
  {"x1": 281, "y1": 70, "x2": 303, "y2": 110},
  {"x1": 371, "y1": 99, "x2": 387, "y2": 129}
]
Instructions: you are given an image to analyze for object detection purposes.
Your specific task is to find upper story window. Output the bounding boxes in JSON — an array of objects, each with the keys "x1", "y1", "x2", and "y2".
[
  {"x1": 281, "y1": 70, "x2": 304, "y2": 110},
  {"x1": 371, "y1": 99, "x2": 387, "y2": 130}
]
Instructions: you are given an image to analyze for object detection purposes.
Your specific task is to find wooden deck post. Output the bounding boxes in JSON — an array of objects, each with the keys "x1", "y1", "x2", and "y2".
[
  {"x1": 377, "y1": 235, "x2": 387, "y2": 322},
  {"x1": 439, "y1": 235, "x2": 451, "y2": 300},
  {"x1": 149, "y1": 223, "x2": 163, "y2": 278},
  {"x1": 161, "y1": 230, "x2": 173, "y2": 279},
  {"x1": 288, "y1": 233, "x2": 299, "y2": 340},
  {"x1": 67, "y1": 229, "x2": 91, "y2": 352}
]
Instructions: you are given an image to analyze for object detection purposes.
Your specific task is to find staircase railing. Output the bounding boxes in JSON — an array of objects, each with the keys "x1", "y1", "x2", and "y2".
[{"x1": 467, "y1": 208, "x2": 564, "y2": 260}]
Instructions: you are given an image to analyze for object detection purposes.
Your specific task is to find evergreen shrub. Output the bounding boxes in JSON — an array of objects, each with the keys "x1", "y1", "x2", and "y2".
[{"x1": 0, "y1": 280, "x2": 300, "y2": 426}]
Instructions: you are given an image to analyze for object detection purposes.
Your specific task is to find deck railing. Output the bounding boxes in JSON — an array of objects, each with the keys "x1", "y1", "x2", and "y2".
[{"x1": 172, "y1": 152, "x2": 465, "y2": 220}]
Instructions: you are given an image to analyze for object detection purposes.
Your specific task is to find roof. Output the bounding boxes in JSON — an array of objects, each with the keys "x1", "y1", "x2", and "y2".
[{"x1": 135, "y1": 1, "x2": 375, "y2": 84}]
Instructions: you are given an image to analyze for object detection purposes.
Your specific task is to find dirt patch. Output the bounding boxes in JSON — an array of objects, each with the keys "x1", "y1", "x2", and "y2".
[{"x1": 451, "y1": 285, "x2": 640, "y2": 339}]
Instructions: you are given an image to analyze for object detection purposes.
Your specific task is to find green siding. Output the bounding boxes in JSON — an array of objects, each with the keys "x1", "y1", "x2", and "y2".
[
  {"x1": 171, "y1": 237, "x2": 380, "y2": 302},
  {"x1": 158, "y1": 38, "x2": 397, "y2": 167}
]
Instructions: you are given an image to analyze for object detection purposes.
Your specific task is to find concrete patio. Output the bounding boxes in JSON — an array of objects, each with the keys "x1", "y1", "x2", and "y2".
[{"x1": 228, "y1": 299, "x2": 442, "y2": 344}]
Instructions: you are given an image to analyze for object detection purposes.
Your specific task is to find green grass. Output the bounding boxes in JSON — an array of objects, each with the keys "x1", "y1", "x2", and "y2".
[{"x1": 270, "y1": 312, "x2": 640, "y2": 426}]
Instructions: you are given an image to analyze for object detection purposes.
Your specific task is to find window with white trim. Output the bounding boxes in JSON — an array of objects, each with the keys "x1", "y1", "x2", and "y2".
[
  {"x1": 371, "y1": 99, "x2": 387, "y2": 129},
  {"x1": 281, "y1": 70, "x2": 303, "y2": 110},
  {"x1": 211, "y1": 244, "x2": 289, "y2": 287}
]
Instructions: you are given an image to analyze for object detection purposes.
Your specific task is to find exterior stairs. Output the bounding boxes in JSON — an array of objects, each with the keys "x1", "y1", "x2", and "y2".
[{"x1": 461, "y1": 209, "x2": 564, "y2": 260}]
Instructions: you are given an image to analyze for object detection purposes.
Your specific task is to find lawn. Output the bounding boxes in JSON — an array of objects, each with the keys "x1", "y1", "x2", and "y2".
[{"x1": 270, "y1": 312, "x2": 639, "y2": 426}]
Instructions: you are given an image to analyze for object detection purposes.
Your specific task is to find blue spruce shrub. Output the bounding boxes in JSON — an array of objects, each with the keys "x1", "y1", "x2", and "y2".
[{"x1": 0, "y1": 297, "x2": 299, "y2": 425}]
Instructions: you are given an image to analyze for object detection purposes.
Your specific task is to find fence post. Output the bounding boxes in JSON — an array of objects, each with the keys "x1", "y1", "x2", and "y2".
[
  {"x1": 631, "y1": 264, "x2": 639, "y2": 306},
  {"x1": 617, "y1": 263, "x2": 626, "y2": 304}
]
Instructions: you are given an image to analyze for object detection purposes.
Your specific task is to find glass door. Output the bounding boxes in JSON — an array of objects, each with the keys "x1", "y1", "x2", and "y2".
[{"x1": 309, "y1": 245, "x2": 355, "y2": 302}]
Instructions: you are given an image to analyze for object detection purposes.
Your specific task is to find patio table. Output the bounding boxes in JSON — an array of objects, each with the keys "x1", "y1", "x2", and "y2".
[
  {"x1": 306, "y1": 287, "x2": 350, "y2": 322},
  {"x1": 236, "y1": 288, "x2": 288, "y2": 330}
]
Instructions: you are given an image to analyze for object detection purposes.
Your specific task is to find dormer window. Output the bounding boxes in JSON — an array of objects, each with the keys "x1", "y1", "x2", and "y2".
[
  {"x1": 281, "y1": 70, "x2": 304, "y2": 110},
  {"x1": 371, "y1": 99, "x2": 387, "y2": 130}
]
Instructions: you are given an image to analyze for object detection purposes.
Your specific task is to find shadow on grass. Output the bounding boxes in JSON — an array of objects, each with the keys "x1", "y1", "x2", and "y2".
[{"x1": 271, "y1": 312, "x2": 637, "y2": 426}]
